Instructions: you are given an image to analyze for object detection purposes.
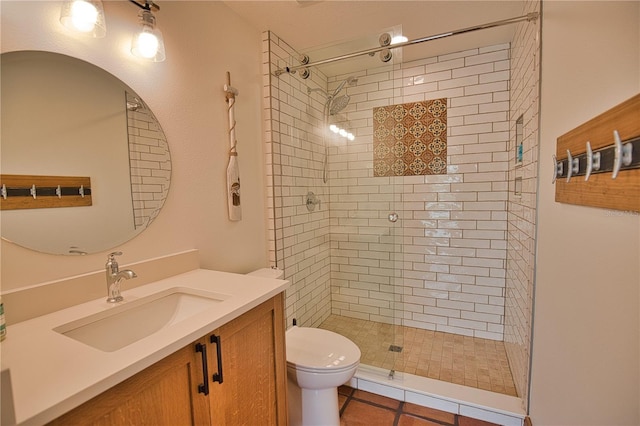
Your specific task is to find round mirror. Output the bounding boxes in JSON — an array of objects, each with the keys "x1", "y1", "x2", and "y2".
[{"x1": 1, "y1": 51, "x2": 171, "y2": 255}]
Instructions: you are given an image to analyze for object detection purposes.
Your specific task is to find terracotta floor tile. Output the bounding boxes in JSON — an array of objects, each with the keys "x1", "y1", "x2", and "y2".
[
  {"x1": 352, "y1": 390, "x2": 401, "y2": 410},
  {"x1": 458, "y1": 416, "x2": 500, "y2": 426},
  {"x1": 337, "y1": 384, "x2": 504, "y2": 426},
  {"x1": 340, "y1": 399, "x2": 397, "y2": 426},
  {"x1": 339, "y1": 385, "x2": 354, "y2": 396},
  {"x1": 397, "y1": 414, "x2": 444, "y2": 426},
  {"x1": 402, "y1": 402, "x2": 456, "y2": 424}
]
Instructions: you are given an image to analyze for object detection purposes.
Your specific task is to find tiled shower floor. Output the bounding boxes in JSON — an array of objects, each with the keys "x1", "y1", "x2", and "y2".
[{"x1": 319, "y1": 315, "x2": 517, "y2": 397}]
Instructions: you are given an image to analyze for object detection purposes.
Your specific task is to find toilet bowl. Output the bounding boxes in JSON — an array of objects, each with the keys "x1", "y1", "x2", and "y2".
[
  {"x1": 247, "y1": 268, "x2": 361, "y2": 426},
  {"x1": 286, "y1": 326, "x2": 360, "y2": 426}
]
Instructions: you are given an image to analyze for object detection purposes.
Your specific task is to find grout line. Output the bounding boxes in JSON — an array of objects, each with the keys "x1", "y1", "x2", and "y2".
[
  {"x1": 342, "y1": 387, "x2": 498, "y2": 426},
  {"x1": 349, "y1": 395, "x2": 399, "y2": 412},
  {"x1": 339, "y1": 387, "x2": 356, "y2": 417},
  {"x1": 393, "y1": 401, "x2": 404, "y2": 426}
]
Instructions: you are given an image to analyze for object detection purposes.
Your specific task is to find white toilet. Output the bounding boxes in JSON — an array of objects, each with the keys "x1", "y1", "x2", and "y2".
[
  {"x1": 285, "y1": 326, "x2": 361, "y2": 426},
  {"x1": 247, "y1": 268, "x2": 361, "y2": 426}
]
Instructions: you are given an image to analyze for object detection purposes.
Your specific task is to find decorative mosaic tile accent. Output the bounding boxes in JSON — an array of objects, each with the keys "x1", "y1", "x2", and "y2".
[{"x1": 373, "y1": 99, "x2": 447, "y2": 176}]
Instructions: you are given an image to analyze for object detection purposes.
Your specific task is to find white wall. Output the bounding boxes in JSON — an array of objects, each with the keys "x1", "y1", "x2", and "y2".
[
  {"x1": 530, "y1": 1, "x2": 640, "y2": 424},
  {"x1": 1, "y1": 1, "x2": 268, "y2": 291}
]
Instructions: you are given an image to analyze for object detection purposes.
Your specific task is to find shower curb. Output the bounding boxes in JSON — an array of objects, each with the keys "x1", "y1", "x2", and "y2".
[{"x1": 350, "y1": 364, "x2": 526, "y2": 426}]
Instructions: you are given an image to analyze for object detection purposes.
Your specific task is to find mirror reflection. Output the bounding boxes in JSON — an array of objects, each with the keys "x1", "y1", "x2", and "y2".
[{"x1": 1, "y1": 51, "x2": 171, "y2": 255}]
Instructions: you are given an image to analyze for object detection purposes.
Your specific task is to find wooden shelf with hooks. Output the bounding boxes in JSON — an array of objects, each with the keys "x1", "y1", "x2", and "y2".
[
  {"x1": 555, "y1": 94, "x2": 640, "y2": 212},
  {"x1": 0, "y1": 174, "x2": 92, "y2": 210}
]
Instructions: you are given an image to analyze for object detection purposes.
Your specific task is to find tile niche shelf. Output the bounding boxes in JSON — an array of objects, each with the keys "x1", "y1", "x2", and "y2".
[{"x1": 554, "y1": 94, "x2": 640, "y2": 212}]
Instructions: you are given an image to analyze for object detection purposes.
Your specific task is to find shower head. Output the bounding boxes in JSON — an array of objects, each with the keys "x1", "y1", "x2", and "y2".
[
  {"x1": 329, "y1": 94, "x2": 350, "y2": 115},
  {"x1": 327, "y1": 75, "x2": 357, "y2": 115},
  {"x1": 331, "y1": 75, "x2": 358, "y2": 97},
  {"x1": 307, "y1": 76, "x2": 358, "y2": 116}
]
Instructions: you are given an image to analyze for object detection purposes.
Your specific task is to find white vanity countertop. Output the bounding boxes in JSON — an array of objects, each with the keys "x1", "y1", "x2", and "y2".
[{"x1": 0, "y1": 268, "x2": 289, "y2": 426}]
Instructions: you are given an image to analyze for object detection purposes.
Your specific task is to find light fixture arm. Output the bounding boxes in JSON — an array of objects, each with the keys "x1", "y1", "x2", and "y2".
[{"x1": 128, "y1": 0, "x2": 160, "y2": 12}]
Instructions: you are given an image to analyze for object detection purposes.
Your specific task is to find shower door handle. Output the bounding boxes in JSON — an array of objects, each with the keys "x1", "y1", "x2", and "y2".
[{"x1": 388, "y1": 212, "x2": 398, "y2": 223}]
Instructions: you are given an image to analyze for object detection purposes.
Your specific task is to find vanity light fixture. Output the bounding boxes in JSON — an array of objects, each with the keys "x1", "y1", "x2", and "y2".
[
  {"x1": 59, "y1": 0, "x2": 107, "y2": 37},
  {"x1": 129, "y1": 0, "x2": 166, "y2": 62}
]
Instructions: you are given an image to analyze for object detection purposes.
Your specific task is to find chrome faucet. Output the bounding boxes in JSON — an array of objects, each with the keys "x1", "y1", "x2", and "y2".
[{"x1": 105, "y1": 252, "x2": 137, "y2": 303}]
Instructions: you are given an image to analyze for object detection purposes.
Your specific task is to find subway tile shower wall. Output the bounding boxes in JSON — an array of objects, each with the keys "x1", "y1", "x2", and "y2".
[
  {"x1": 505, "y1": 0, "x2": 540, "y2": 407},
  {"x1": 126, "y1": 92, "x2": 171, "y2": 229},
  {"x1": 328, "y1": 45, "x2": 510, "y2": 341},
  {"x1": 264, "y1": 35, "x2": 519, "y2": 341},
  {"x1": 264, "y1": 32, "x2": 334, "y2": 328}
]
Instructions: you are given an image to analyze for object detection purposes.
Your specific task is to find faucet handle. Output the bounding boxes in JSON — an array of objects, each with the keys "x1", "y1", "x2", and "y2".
[
  {"x1": 108, "y1": 251, "x2": 123, "y2": 261},
  {"x1": 106, "y1": 252, "x2": 123, "y2": 271}
]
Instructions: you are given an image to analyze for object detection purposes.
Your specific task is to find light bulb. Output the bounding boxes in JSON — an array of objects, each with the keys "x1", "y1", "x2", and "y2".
[
  {"x1": 329, "y1": 125, "x2": 339, "y2": 133},
  {"x1": 60, "y1": 0, "x2": 106, "y2": 37},
  {"x1": 135, "y1": 30, "x2": 159, "y2": 59},
  {"x1": 131, "y1": 10, "x2": 166, "y2": 62},
  {"x1": 339, "y1": 129, "x2": 348, "y2": 137},
  {"x1": 70, "y1": 1, "x2": 98, "y2": 32}
]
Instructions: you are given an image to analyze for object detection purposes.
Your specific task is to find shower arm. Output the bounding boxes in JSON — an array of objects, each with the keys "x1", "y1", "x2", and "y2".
[{"x1": 274, "y1": 12, "x2": 539, "y2": 76}]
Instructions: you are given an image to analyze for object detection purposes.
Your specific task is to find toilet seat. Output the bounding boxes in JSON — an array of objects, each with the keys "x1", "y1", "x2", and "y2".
[
  {"x1": 287, "y1": 361, "x2": 358, "y2": 374},
  {"x1": 286, "y1": 326, "x2": 361, "y2": 372}
]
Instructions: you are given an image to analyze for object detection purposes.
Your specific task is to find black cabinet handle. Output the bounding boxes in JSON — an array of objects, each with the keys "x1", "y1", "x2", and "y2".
[
  {"x1": 210, "y1": 334, "x2": 224, "y2": 384},
  {"x1": 195, "y1": 343, "x2": 209, "y2": 395}
]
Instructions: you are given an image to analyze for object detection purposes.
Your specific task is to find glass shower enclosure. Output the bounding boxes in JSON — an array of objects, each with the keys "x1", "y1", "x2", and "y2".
[
  {"x1": 262, "y1": 3, "x2": 540, "y2": 402},
  {"x1": 264, "y1": 30, "x2": 407, "y2": 378}
]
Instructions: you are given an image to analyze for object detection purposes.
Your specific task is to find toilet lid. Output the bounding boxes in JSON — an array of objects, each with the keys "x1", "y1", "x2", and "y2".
[{"x1": 286, "y1": 327, "x2": 361, "y2": 371}]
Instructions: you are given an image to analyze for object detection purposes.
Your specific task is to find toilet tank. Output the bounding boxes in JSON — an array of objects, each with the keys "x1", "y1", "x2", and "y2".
[{"x1": 246, "y1": 267, "x2": 284, "y2": 279}]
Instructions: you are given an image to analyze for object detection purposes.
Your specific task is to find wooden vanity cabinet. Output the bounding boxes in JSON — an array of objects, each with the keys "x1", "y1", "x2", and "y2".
[
  {"x1": 48, "y1": 293, "x2": 287, "y2": 426},
  {"x1": 207, "y1": 292, "x2": 287, "y2": 425}
]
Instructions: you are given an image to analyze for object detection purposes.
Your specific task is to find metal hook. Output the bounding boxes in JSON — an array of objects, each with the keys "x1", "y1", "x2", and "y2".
[
  {"x1": 585, "y1": 141, "x2": 601, "y2": 182},
  {"x1": 30, "y1": 184, "x2": 36, "y2": 199},
  {"x1": 1, "y1": 184, "x2": 6, "y2": 200},
  {"x1": 565, "y1": 149, "x2": 579, "y2": 182},
  {"x1": 612, "y1": 130, "x2": 633, "y2": 179},
  {"x1": 552, "y1": 154, "x2": 563, "y2": 183}
]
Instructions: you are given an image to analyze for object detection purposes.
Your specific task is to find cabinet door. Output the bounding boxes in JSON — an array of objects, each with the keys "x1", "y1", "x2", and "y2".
[
  {"x1": 49, "y1": 341, "x2": 211, "y2": 426},
  {"x1": 208, "y1": 294, "x2": 287, "y2": 425}
]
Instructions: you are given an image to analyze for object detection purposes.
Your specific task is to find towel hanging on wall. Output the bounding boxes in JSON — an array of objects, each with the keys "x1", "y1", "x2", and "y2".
[{"x1": 224, "y1": 71, "x2": 241, "y2": 221}]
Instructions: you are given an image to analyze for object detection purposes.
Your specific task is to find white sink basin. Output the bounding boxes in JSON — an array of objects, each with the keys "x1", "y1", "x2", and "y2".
[{"x1": 54, "y1": 287, "x2": 229, "y2": 352}]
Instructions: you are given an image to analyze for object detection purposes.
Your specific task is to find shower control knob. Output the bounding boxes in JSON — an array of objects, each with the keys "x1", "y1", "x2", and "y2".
[{"x1": 388, "y1": 212, "x2": 398, "y2": 223}]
